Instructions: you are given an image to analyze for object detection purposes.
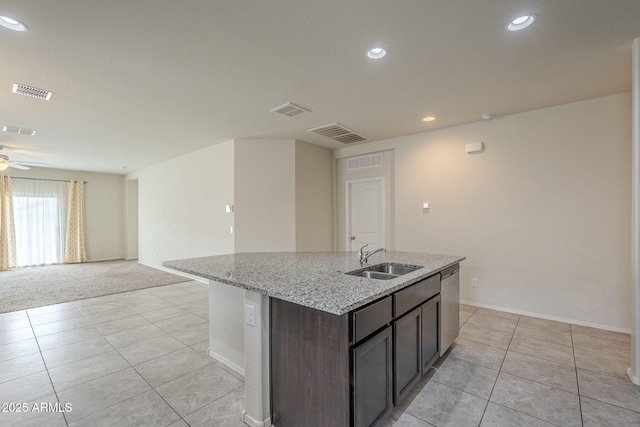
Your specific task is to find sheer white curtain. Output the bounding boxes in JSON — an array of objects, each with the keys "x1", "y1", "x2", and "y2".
[{"x1": 12, "y1": 179, "x2": 67, "y2": 267}]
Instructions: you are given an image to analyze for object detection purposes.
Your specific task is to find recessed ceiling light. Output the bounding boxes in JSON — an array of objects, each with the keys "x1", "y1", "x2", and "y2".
[
  {"x1": 507, "y1": 15, "x2": 535, "y2": 31},
  {"x1": 367, "y1": 47, "x2": 387, "y2": 60},
  {"x1": 422, "y1": 116, "x2": 436, "y2": 122},
  {"x1": 0, "y1": 16, "x2": 27, "y2": 32}
]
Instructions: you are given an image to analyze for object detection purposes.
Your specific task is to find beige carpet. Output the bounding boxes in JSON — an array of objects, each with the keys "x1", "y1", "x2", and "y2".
[{"x1": 0, "y1": 259, "x2": 190, "y2": 313}]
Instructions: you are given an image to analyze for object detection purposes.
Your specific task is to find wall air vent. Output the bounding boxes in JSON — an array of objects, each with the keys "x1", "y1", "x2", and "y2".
[
  {"x1": 307, "y1": 123, "x2": 367, "y2": 144},
  {"x1": 270, "y1": 102, "x2": 310, "y2": 118},
  {"x1": 12, "y1": 83, "x2": 53, "y2": 101},
  {"x1": 3, "y1": 125, "x2": 36, "y2": 136},
  {"x1": 347, "y1": 153, "x2": 383, "y2": 170}
]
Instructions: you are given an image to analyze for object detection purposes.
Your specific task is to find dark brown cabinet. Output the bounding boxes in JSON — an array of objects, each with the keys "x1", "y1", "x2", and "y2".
[
  {"x1": 393, "y1": 306, "x2": 422, "y2": 404},
  {"x1": 421, "y1": 295, "x2": 440, "y2": 374},
  {"x1": 353, "y1": 326, "x2": 393, "y2": 427},
  {"x1": 392, "y1": 273, "x2": 441, "y2": 406},
  {"x1": 270, "y1": 273, "x2": 446, "y2": 427}
]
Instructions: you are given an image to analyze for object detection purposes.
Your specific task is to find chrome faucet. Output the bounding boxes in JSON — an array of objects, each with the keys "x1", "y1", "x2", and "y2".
[{"x1": 358, "y1": 244, "x2": 386, "y2": 267}]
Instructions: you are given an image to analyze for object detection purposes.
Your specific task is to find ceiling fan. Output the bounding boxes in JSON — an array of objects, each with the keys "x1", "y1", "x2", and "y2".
[{"x1": 0, "y1": 153, "x2": 51, "y2": 171}]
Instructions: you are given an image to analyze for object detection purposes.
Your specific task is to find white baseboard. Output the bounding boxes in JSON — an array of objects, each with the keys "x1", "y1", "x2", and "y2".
[
  {"x1": 86, "y1": 257, "x2": 127, "y2": 263},
  {"x1": 241, "y1": 410, "x2": 272, "y2": 427},
  {"x1": 460, "y1": 300, "x2": 631, "y2": 334},
  {"x1": 207, "y1": 347, "x2": 245, "y2": 377},
  {"x1": 628, "y1": 368, "x2": 640, "y2": 385}
]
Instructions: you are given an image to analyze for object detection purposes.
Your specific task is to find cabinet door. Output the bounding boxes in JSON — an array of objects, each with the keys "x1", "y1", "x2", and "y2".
[
  {"x1": 421, "y1": 295, "x2": 440, "y2": 375},
  {"x1": 353, "y1": 325, "x2": 393, "y2": 427},
  {"x1": 393, "y1": 306, "x2": 422, "y2": 405}
]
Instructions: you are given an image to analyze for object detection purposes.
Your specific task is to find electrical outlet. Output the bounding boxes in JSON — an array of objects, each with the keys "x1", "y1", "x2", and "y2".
[
  {"x1": 245, "y1": 304, "x2": 256, "y2": 327},
  {"x1": 471, "y1": 278, "x2": 478, "y2": 288}
]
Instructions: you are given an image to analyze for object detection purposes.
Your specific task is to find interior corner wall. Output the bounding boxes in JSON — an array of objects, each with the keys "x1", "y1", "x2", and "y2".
[
  {"x1": 124, "y1": 179, "x2": 138, "y2": 260},
  {"x1": 134, "y1": 140, "x2": 235, "y2": 268},
  {"x1": 233, "y1": 139, "x2": 296, "y2": 253},
  {"x1": 335, "y1": 93, "x2": 632, "y2": 331},
  {"x1": 295, "y1": 140, "x2": 333, "y2": 252},
  {"x1": 5, "y1": 167, "x2": 125, "y2": 262}
]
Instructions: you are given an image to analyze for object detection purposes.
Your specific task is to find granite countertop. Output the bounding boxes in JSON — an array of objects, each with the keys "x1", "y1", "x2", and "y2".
[{"x1": 163, "y1": 251, "x2": 465, "y2": 315}]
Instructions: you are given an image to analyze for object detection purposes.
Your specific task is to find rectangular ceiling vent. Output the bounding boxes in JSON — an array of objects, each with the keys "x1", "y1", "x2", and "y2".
[
  {"x1": 12, "y1": 83, "x2": 54, "y2": 101},
  {"x1": 270, "y1": 102, "x2": 310, "y2": 118},
  {"x1": 347, "y1": 153, "x2": 383, "y2": 170},
  {"x1": 307, "y1": 123, "x2": 367, "y2": 144},
  {"x1": 3, "y1": 125, "x2": 36, "y2": 136}
]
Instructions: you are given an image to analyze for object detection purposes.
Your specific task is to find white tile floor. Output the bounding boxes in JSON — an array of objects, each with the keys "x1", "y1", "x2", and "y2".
[
  {"x1": 1, "y1": 281, "x2": 639, "y2": 426},
  {"x1": 0, "y1": 281, "x2": 244, "y2": 427},
  {"x1": 383, "y1": 305, "x2": 640, "y2": 426}
]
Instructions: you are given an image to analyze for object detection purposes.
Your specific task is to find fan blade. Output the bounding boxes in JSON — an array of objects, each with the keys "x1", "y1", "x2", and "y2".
[
  {"x1": 9, "y1": 163, "x2": 30, "y2": 170},
  {"x1": 13, "y1": 161, "x2": 50, "y2": 168}
]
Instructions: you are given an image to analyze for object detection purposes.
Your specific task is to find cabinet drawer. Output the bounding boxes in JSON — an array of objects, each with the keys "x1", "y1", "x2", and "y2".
[
  {"x1": 394, "y1": 274, "x2": 440, "y2": 318},
  {"x1": 351, "y1": 296, "x2": 392, "y2": 344}
]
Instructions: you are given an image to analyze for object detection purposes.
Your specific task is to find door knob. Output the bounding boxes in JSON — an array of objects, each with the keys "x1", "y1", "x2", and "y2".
[{"x1": 350, "y1": 236, "x2": 356, "y2": 240}]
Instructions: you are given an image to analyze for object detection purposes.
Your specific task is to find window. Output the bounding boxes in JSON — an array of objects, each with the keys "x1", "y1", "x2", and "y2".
[{"x1": 12, "y1": 179, "x2": 67, "y2": 267}]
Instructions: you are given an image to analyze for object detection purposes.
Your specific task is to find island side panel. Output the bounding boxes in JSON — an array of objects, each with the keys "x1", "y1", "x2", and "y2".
[
  {"x1": 208, "y1": 280, "x2": 245, "y2": 374},
  {"x1": 270, "y1": 298, "x2": 350, "y2": 427}
]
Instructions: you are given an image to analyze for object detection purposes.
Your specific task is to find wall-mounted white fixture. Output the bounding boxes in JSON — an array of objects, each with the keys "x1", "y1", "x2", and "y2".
[
  {"x1": 465, "y1": 142, "x2": 485, "y2": 154},
  {"x1": 422, "y1": 202, "x2": 430, "y2": 213},
  {"x1": 225, "y1": 204, "x2": 234, "y2": 213}
]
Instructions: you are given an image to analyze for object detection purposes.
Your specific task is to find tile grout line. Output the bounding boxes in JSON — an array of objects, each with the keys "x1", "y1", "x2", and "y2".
[
  {"x1": 90, "y1": 293, "x2": 223, "y2": 423},
  {"x1": 1, "y1": 282, "x2": 214, "y2": 426},
  {"x1": 477, "y1": 313, "x2": 520, "y2": 426},
  {"x1": 47, "y1": 290, "x2": 195, "y2": 426},
  {"x1": 570, "y1": 324, "x2": 585, "y2": 426},
  {"x1": 25, "y1": 309, "x2": 71, "y2": 427}
]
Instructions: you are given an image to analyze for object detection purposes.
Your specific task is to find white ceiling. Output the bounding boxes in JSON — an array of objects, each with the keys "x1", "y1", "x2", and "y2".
[{"x1": 0, "y1": 0, "x2": 638, "y2": 174}]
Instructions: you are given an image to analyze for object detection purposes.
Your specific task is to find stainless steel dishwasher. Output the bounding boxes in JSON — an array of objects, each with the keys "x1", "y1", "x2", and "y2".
[{"x1": 439, "y1": 264, "x2": 460, "y2": 356}]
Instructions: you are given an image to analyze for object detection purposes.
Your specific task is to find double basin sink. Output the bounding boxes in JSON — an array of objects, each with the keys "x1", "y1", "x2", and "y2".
[{"x1": 347, "y1": 263, "x2": 423, "y2": 280}]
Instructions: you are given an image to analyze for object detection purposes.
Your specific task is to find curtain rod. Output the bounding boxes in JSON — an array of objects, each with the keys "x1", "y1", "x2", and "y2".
[{"x1": 10, "y1": 177, "x2": 88, "y2": 184}]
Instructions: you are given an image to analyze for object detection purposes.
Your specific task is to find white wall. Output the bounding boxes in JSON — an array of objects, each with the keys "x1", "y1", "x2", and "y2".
[
  {"x1": 295, "y1": 140, "x2": 333, "y2": 252},
  {"x1": 5, "y1": 167, "x2": 125, "y2": 262},
  {"x1": 335, "y1": 93, "x2": 632, "y2": 331},
  {"x1": 133, "y1": 140, "x2": 235, "y2": 267},
  {"x1": 234, "y1": 139, "x2": 297, "y2": 252}
]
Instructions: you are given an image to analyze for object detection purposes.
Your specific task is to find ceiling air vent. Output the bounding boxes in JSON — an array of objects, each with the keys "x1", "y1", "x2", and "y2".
[
  {"x1": 3, "y1": 125, "x2": 36, "y2": 136},
  {"x1": 347, "y1": 153, "x2": 383, "y2": 170},
  {"x1": 270, "y1": 102, "x2": 310, "y2": 118},
  {"x1": 307, "y1": 123, "x2": 367, "y2": 144},
  {"x1": 12, "y1": 83, "x2": 53, "y2": 101}
]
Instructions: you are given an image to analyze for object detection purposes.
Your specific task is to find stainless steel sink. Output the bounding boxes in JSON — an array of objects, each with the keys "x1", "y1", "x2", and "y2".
[
  {"x1": 347, "y1": 263, "x2": 423, "y2": 280},
  {"x1": 366, "y1": 264, "x2": 422, "y2": 275},
  {"x1": 357, "y1": 270, "x2": 398, "y2": 280}
]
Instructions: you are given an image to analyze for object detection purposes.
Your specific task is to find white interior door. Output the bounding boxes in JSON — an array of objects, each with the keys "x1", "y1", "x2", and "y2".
[{"x1": 347, "y1": 178, "x2": 385, "y2": 251}]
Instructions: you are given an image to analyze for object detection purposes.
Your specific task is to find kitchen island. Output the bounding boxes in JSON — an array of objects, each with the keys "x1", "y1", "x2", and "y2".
[{"x1": 164, "y1": 251, "x2": 464, "y2": 427}]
